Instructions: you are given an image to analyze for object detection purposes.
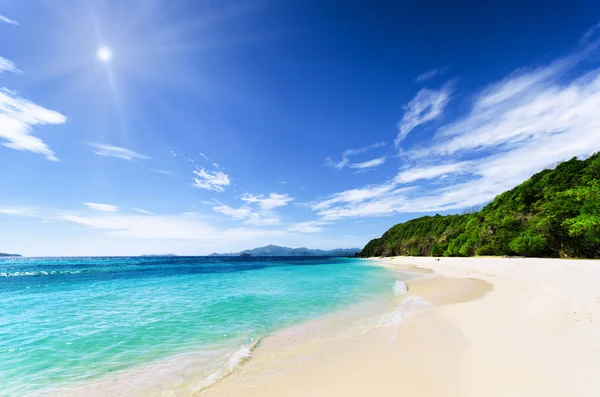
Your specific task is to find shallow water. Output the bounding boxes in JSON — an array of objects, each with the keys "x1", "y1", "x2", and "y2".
[{"x1": 0, "y1": 256, "x2": 397, "y2": 396}]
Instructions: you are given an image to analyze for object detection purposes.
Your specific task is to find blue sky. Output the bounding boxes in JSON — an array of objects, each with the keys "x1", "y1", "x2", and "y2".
[{"x1": 2, "y1": 0, "x2": 600, "y2": 255}]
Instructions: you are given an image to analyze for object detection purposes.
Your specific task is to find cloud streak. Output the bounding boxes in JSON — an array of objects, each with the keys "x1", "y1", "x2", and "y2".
[
  {"x1": 325, "y1": 141, "x2": 386, "y2": 170},
  {"x1": 287, "y1": 220, "x2": 329, "y2": 233},
  {"x1": 415, "y1": 66, "x2": 450, "y2": 82},
  {"x1": 88, "y1": 143, "x2": 149, "y2": 161},
  {"x1": 0, "y1": 87, "x2": 66, "y2": 161},
  {"x1": 241, "y1": 193, "x2": 294, "y2": 210},
  {"x1": 349, "y1": 157, "x2": 386, "y2": 169},
  {"x1": 395, "y1": 82, "x2": 453, "y2": 147},
  {"x1": 0, "y1": 57, "x2": 21, "y2": 74},
  {"x1": 0, "y1": 15, "x2": 18, "y2": 25},
  {"x1": 133, "y1": 208, "x2": 154, "y2": 215},
  {"x1": 83, "y1": 203, "x2": 119, "y2": 212}
]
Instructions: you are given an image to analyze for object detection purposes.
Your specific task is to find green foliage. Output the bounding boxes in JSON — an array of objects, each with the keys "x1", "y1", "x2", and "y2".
[
  {"x1": 509, "y1": 233, "x2": 547, "y2": 257},
  {"x1": 361, "y1": 154, "x2": 600, "y2": 259},
  {"x1": 430, "y1": 243, "x2": 447, "y2": 257},
  {"x1": 562, "y1": 180, "x2": 600, "y2": 238}
]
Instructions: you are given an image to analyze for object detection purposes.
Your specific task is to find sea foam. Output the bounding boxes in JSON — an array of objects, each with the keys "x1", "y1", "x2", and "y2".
[
  {"x1": 1, "y1": 270, "x2": 82, "y2": 277},
  {"x1": 196, "y1": 336, "x2": 261, "y2": 391},
  {"x1": 394, "y1": 280, "x2": 408, "y2": 295}
]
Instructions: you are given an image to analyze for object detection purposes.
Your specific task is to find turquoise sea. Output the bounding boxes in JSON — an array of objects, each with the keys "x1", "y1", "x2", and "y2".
[{"x1": 0, "y1": 256, "x2": 398, "y2": 396}]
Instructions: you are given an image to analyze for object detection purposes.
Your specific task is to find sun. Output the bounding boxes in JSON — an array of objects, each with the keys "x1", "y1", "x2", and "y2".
[{"x1": 96, "y1": 47, "x2": 113, "y2": 63}]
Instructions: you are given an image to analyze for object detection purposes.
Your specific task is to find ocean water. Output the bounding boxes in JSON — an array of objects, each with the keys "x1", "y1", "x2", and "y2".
[{"x1": 0, "y1": 256, "x2": 398, "y2": 396}]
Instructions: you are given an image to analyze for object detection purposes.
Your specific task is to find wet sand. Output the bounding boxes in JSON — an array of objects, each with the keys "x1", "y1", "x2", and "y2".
[{"x1": 199, "y1": 261, "x2": 492, "y2": 396}]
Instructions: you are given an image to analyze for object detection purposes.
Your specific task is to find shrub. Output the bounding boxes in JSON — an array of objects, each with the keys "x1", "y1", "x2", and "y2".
[
  {"x1": 430, "y1": 243, "x2": 447, "y2": 257},
  {"x1": 509, "y1": 233, "x2": 547, "y2": 257}
]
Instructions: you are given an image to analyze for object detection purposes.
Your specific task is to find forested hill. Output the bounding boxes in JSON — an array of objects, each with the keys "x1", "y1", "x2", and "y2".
[{"x1": 361, "y1": 154, "x2": 600, "y2": 259}]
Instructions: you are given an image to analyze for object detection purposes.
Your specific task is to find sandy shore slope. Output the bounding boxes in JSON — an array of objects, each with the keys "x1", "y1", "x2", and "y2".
[
  {"x1": 389, "y1": 256, "x2": 600, "y2": 397},
  {"x1": 200, "y1": 257, "x2": 600, "y2": 397}
]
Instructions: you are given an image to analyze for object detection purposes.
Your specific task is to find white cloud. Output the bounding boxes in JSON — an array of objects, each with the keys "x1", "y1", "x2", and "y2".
[
  {"x1": 313, "y1": 29, "x2": 600, "y2": 221},
  {"x1": 132, "y1": 208, "x2": 154, "y2": 215},
  {"x1": 0, "y1": 15, "x2": 18, "y2": 25},
  {"x1": 415, "y1": 66, "x2": 450, "y2": 82},
  {"x1": 212, "y1": 192, "x2": 293, "y2": 225},
  {"x1": 193, "y1": 168, "x2": 231, "y2": 192},
  {"x1": 312, "y1": 183, "x2": 413, "y2": 212},
  {"x1": 287, "y1": 220, "x2": 329, "y2": 233},
  {"x1": 0, "y1": 202, "x2": 365, "y2": 255},
  {"x1": 0, "y1": 57, "x2": 21, "y2": 74},
  {"x1": 241, "y1": 193, "x2": 293, "y2": 210},
  {"x1": 394, "y1": 161, "x2": 472, "y2": 183},
  {"x1": 325, "y1": 141, "x2": 386, "y2": 170},
  {"x1": 213, "y1": 205, "x2": 255, "y2": 220},
  {"x1": 62, "y1": 213, "x2": 287, "y2": 241},
  {"x1": 83, "y1": 203, "x2": 119, "y2": 212},
  {"x1": 0, "y1": 87, "x2": 66, "y2": 161},
  {"x1": 215, "y1": 205, "x2": 281, "y2": 226},
  {"x1": 349, "y1": 157, "x2": 386, "y2": 169},
  {"x1": 0, "y1": 206, "x2": 35, "y2": 216},
  {"x1": 395, "y1": 82, "x2": 453, "y2": 147},
  {"x1": 88, "y1": 143, "x2": 149, "y2": 161}
]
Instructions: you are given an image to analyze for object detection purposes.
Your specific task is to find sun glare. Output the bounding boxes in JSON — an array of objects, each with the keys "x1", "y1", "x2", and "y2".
[{"x1": 96, "y1": 47, "x2": 113, "y2": 62}]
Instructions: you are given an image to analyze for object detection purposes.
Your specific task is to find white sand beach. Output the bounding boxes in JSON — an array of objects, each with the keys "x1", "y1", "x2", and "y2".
[{"x1": 200, "y1": 257, "x2": 600, "y2": 397}]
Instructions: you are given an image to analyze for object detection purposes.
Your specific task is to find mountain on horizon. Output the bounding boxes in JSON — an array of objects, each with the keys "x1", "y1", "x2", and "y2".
[
  {"x1": 0, "y1": 252, "x2": 22, "y2": 257},
  {"x1": 210, "y1": 244, "x2": 360, "y2": 257}
]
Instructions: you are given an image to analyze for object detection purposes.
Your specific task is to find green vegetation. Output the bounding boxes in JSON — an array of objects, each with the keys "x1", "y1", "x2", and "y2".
[{"x1": 361, "y1": 154, "x2": 600, "y2": 258}]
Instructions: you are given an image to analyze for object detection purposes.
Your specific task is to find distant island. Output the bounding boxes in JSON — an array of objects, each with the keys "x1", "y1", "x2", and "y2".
[
  {"x1": 362, "y1": 153, "x2": 600, "y2": 259},
  {"x1": 210, "y1": 244, "x2": 361, "y2": 257},
  {"x1": 0, "y1": 252, "x2": 22, "y2": 257}
]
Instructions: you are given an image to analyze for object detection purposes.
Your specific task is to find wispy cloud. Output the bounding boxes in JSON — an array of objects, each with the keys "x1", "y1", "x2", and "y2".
[
  {"x1": 0, "y1": 15, "x2": 18, "y2": 25},
  {"x1": 394, "y1": 161, "x2": 472, "y2": 184},
  {"x1": 0, "y1": 87, "x2": 66, "y2": 161},
  {"x1": 241, "y1": 193, "x2": 293, "y2": 210},
  {"x1": 325, "y1": 141, "x2": 386, "y2": 170},
  {"x1": 132, "y1": 208, "x2": 154, "y2": 215},
  {"x1": 83, "y1": 202, "x2": 119, "y2": 212},
  {"x1": 61, "y1": 213, "x2": 288, "y2": 241},
  {"x1": 313, "y1": 26, "x2": 600, "y2": 221},
  {"x1": 193, "y1": 168, "x2": 231, "y2": 192},
  {"x1": 88, "y1": 143, "x2": 149, "y2": 161},
  {"x1": 395, "y1": 82, "x2": 454, "y2": 147},
  {"x1": 349, "y1": 157, "x2": 386, "y2": 169},
  {"x1": 1, "y1": 202, "x2": 364, "y2": 254},
  {"x1": 0, "y1": 57, "x2": 21, "y2": 74},
  {"x1": 213, "y1": 205, "x2": 281, "y2": 225},
  {"x1": 0, "y1": 206, "x2": 36, "y2": 217},
  {"x1": 213, "y1": 192, "x2": 293, "y2": 225},
  {"x1": 287, "y1": 220, "x2": 329, "y2": 233},
  {"x1": 415, "y1": 66, "x2": 450, "y2": 82},
  {"x1": 150, "y1": 169, "x2": 174, "y2": 176}
]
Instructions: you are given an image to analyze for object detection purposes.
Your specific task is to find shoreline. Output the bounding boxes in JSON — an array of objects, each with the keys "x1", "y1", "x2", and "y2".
[
  {"x1": 199, "y1": 256, "x2": 600, "y2": 396},
  {"x1": 198, "y1": 259, "x2": 492, "y2": 396},
  {"x1": 43, "y1": 256, "x2": 600, "y2": 396},
  {"x1": 38, "y1": 258, "x2": 397, "y2": 397}
]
